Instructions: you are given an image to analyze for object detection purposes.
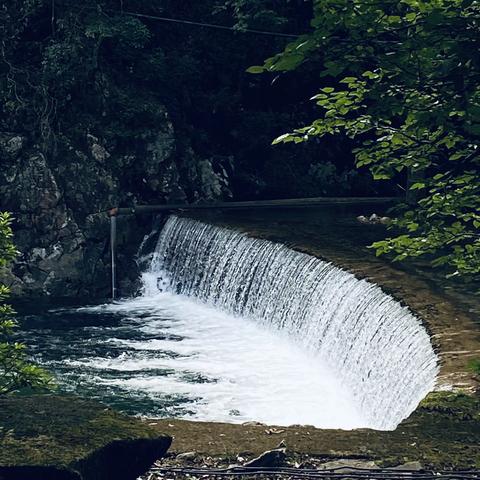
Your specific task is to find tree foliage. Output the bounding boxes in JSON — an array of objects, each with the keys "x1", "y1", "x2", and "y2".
[
  {"x1": 2, "y1": 0, "x2": 340, "y2": 200},
  {"x1": 250, "y1": 0, "x2": 480, "y2": 282},
  {"x1": 0, "y1": 212, "x2": 53, "y2": 395},
  {"x1": 214, "y1": 0, "x2": 291, "y2": 31}
]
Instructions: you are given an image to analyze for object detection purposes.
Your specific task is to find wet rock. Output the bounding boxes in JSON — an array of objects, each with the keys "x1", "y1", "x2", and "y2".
[
  {"x1": 0, "y1": 395, "x2": 172, "y2": 480},
  {"x1": 0, "y1": 153, "x2": 89, "y2": 298},
  {"x1": 142, "y1": 125, "x2": 179, "y2": 195},
  {"x1": 197, "y1": 159, "x2": 224, "y2": 199},
  {"x1": 176, "y1": 452, "x2": 197, "y2": 461},
  {"x1": 356, "y1": 214, "x2": 391, "y2": 225},
  {"x1": 87, "y1": 134, "x2": 110, "y2": 163},
  {"x1": 0, "y1": 105, "x2": 232, "y2": 300},
  {"x1": 235, "y1": 448, "x2": 286, "y2": 470},
  {"x1": 196, "y1": 158, "x2": 232, "y2": 201},
  {"x1": 0, "y1": 133, "x2": 25, "y2": 159},
  {"x1": 145, "y1": 126, "x2": 175, "y2": 165}
]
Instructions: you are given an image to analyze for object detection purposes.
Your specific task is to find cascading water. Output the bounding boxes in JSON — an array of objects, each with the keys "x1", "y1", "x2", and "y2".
[
  {"x1": 20, "y1": 214, "x2": 438, "y2": 430},
  {"x1": 142, "y1": 215, "x2": 439, "y2": 430}
]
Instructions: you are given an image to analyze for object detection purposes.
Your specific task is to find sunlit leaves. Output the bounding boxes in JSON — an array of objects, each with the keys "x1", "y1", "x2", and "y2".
[
  {"x1": 246, "y1": 65, "x2": 265, "y2": 74},
  {"x1": 251, "y1": 0, "x2": 480, "y2": 283},
  {"x1": 0, "y1": 212, "x2": 54, "y2": 395}
]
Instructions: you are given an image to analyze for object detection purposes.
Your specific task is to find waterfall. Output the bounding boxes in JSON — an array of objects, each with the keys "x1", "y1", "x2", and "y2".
[{"x1": 142, "y1": 215, "x2": 439, "y2": 430}]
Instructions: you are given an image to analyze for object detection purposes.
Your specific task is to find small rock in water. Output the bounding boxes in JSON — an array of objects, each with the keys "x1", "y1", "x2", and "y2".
[
  {"x1": 242, "y1": 421, "x2": 265, "y2": 426},
  {"x1": 229, "y1": 409, "x2": 241, "y2": 416},
  {"x1": 356, "y1": 213, "x2": 391, "y2": 225}
]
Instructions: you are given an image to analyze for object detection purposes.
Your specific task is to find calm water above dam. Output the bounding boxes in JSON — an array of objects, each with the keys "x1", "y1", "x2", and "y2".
[{"x1": 18, "y1": 215, "x2": 438, "y2": 430}]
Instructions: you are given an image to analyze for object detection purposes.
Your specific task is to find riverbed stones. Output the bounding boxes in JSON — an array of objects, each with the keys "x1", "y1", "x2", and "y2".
[{"x1": 0, "y1": 395, "x2": 171, "y2": 480}]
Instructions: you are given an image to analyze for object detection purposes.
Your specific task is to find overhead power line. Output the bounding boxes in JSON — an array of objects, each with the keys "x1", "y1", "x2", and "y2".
[{"x1": 118, "y1": 9, "x2": 301, "y2": 38}]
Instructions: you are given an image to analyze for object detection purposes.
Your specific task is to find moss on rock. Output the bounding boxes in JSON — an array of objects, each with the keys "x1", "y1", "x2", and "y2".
[
  {"x1": 419, "y1": 391, "x2": 480, "y2": 420},
  {"x1": 0, "y1": 394, "x2": 172, "y2": 480}
]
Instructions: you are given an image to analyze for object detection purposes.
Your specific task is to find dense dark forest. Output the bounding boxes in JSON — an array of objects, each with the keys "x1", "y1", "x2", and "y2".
[
  {"x1": 0, "y1": 0, "x2": 392, "y2": 297},
  {"x1": 0, "y1": 0, "x2": 387, "y2": 203}
]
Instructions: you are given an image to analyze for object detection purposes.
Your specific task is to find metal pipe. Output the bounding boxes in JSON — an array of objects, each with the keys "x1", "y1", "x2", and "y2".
[
  {"x1": 108, "y1": 197, "x2": 399, "y2": 217},
  {"x1": 110, "y1": 214, "x2": 117, "y2": 301},
  {"x1": 105, "y1": 196, "x2": 398, "y2": 298},
  {"x1": 148, "y1": 466, "x2": 480, "y2": 480}
]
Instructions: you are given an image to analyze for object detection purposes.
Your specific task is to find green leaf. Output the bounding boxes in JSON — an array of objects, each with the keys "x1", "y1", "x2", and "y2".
[
  {"x1": 373, "y1": 172, "x2": 391, "y2": 180},
  {"x1": 246, "y1": 65, "x2": 265, "y2": 74},
  {"x1": 362, "y1": 70, "x2": 379, "y2": 80},
  {"x1": 272, "y1": 133, "x2": 294, "y2": 145},
  {"x1": 271, "y1": 54, "x2": 304, "y2": 71},
  {"x1": 340, "y1": 76, "x2": 357, "y2": 84}
]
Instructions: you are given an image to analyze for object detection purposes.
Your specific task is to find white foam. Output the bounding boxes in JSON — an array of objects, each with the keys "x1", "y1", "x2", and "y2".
[
  {"x1": 84, "y1": 293, "x2": 365, "y2": 428},
  {"x1": 140, "y1": 215, "x2": 439, "y2": 429}
]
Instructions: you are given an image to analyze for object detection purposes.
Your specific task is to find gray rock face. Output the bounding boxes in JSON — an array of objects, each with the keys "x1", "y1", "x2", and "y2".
[
  {"x1": 197, "y1": 158, "x2": 228, "y2": 200},
  {"x1": 0, "y1": 133, "x2": 25, "y2": 160},
  {"x1": 0, "y1": 111, "x2": 230, "y2": 300},
  {"x1": 0, "y1": 152, "x2": 86, "y2": 298}
]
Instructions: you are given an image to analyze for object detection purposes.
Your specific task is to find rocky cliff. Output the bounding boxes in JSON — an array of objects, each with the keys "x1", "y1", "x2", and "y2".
[
  {"x1": 0, "y1": 120, "x2": 230, "y2": 299},
  {"x1": 0, "y1": 1, "x2": 384, "y2": 300}
]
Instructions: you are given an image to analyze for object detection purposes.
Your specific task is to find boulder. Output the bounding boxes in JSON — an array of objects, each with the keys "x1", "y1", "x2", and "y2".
[
  {"x1": 0, "y1": 395, "x2": 171, "y2": 480},
  {"x1": 234, "y1": 448, "x2": 286, "y2": 470}
]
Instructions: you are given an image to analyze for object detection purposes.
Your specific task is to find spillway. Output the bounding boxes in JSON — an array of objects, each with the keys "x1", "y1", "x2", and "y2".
[{"x1": 141, "y1": 215, "x2": 438, "y2": 430}]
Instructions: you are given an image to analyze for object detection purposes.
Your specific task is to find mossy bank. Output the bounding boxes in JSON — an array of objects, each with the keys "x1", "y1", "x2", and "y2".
[{"x1": 0, "y1": 395, "x2": 171, "y2": 480}]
